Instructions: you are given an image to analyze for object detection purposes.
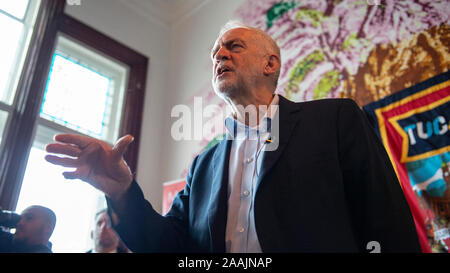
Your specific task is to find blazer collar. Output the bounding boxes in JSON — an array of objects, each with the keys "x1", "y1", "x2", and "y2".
[
  {"x1": 256, "y1": 95, "x2": 302, "y2": 188},
  {"x1": 208, "y1": 138, "x2": 232, "y2": 252}
]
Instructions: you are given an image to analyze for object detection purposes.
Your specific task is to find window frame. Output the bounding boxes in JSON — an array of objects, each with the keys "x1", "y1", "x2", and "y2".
[{"x1": 0, "y1": 0, "x2": 148, "y2": 210}]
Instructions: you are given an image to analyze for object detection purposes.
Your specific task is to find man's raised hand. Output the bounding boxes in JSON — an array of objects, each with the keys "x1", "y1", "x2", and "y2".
[{"x1": 45, "y1": 134, "x2": 134, "y2": 202}]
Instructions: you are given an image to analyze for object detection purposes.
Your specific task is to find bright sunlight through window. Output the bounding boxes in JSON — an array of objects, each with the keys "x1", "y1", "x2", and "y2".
[
  {"x1": 41, "y1": 54, "x2": 111, "y2": 137},
  {"x1": 16, "y1": 35, "x2": 129, "y2": 253}
]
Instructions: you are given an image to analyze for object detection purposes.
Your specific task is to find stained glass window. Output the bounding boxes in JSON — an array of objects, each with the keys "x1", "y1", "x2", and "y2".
[{"x1": 40, "y1": 54, "x2": 112, "y2": 138}]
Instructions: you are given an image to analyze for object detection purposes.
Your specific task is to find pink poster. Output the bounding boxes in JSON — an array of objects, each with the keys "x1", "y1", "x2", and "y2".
[{"x1": 162, "y1": 179, "x2": 187, "y2": 215}]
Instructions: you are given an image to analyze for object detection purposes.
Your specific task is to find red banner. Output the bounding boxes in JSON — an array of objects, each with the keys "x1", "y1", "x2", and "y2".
[
  {"x1": 363, "y1": 72, "x2": 450, "y2": 253},
  {"x1": 162, "y1": 179, "x2": 186, "y2": 215}
]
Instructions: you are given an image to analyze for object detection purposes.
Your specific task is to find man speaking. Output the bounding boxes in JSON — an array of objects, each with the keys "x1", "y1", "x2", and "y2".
[{"x1": 45, "y1": 21, "x2": 421, "y2": 253}]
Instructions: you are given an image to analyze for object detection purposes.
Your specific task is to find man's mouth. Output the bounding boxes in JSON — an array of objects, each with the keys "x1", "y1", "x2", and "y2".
[{"x1": 216, "y1": 65, "x2": 233, "y2": 78}]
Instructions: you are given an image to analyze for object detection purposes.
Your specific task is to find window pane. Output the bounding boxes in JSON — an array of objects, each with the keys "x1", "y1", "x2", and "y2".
[
  {"x1": 40, "y1": 35, "x2": 128, "y2": 143},
  {"x1": 0, "y1": 0, "x2": 29, "y2": 20},
  {"x1": 41, "y1": 54, "x2": 111, "y2": 137},
  {"x1": 16, "y1": 125, "x2": 106, "y2": 253},
  {"x1": 0, "y1": 14, "x2": 24, "y2": 104},
  {"x1": 0, "y1": 110, "x2": 8, "y2": 145}
]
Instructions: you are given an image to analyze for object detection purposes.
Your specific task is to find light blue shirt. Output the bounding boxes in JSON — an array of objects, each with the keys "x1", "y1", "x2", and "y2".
[{"x1": 224, "y1": 94, "x2": 279, "y2": 253}]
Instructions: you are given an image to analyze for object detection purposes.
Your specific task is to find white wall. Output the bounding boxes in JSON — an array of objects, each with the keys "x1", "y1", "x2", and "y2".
[{"x1": 66, "y1": 0, "x2": 170, "y2": 212}]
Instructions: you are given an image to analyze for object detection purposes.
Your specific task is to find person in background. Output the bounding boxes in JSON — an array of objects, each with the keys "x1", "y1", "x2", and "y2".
[
  {"x1": 0, "y1": 205, "x2": 56, "y2": 253},
  {"x1": 87, "y1": 209, "x2": 130, "y2": 253}
]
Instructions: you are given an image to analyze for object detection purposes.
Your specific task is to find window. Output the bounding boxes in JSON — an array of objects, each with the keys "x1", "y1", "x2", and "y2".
[
  {"x1": 16, "y1": 35, "x2": 129, "y2": 252},
  {"x1": 0, "y1": 0, "x2": 41, "y2": 143},
  {"x1": 0, "y1": 1, "x2": 147, "y2": 253}
]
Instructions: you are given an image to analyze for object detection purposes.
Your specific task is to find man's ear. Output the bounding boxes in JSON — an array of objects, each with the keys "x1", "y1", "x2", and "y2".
[{"x1": 263, "y1": 55, "x2": 280, "y2": 76}]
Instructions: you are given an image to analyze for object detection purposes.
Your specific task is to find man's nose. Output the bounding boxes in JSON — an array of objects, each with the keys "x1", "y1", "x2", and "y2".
[{"x1": 215, "y1": 47, "x2": 230, "y2": 62}]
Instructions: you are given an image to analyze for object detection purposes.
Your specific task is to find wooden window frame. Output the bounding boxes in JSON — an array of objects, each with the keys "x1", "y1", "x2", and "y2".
[{"x1": 0, "y1": 0, "x2": 148, "y2": 210}]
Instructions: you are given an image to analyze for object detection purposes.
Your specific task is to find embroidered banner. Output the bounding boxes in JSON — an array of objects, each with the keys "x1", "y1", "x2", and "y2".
[{"x1": 363, "y1": 71, "x2": 450, "y2": 253}]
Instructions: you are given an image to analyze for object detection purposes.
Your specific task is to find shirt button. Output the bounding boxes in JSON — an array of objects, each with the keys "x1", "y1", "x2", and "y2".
[
  {"x1": 239, "y1": 227, "x2": 245, "y2": 233},
  {"x1": 245, "y1": 157, "x2": 254, "y2": 163},
  {"x1": 242, "y1": 190, "x2": 250, "y2": 197}
]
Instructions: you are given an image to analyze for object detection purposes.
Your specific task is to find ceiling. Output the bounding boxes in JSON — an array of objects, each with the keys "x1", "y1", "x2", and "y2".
[{"x1": 120, "y1": 0, "x2": 209, "y2": 26}]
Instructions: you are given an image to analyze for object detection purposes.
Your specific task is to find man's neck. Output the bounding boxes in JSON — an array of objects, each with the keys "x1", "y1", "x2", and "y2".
[
  {"x1": 94, "y1": 245, "x2": 118, "y2": 253},
  {"x1": 226, "y1": 89, "x2": 275, "y2": 127},
  {"x1": 13, "y1": 237, "x2": 48, "y2": 247}
]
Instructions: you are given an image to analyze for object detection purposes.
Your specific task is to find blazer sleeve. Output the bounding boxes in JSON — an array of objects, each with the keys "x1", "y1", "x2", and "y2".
[
  {"x1": 337, "y1": 99, "x2": 421, "y2": 253},
  {"x1": 106, "y1": 155, "x2": 199, "y2": 253}
]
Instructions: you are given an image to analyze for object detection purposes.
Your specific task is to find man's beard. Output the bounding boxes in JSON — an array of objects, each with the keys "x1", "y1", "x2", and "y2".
[
  {"x1": 98, "y1": 240, "x2": 115, "y2": 249},
  {"x1": 213, "y1": 77, "x2": 248, "y2": 100},
  {"x1": 97, "y1": 233, "x2": 118, "y2": 249}
]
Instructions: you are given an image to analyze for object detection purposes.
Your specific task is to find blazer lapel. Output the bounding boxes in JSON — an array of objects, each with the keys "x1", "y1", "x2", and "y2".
[
  {"x1": 256, "y1": 95, "x2": 301, "y2": 189},
  {"x1": 208, "y1": 138, "x2": 232, "y2": 252}
]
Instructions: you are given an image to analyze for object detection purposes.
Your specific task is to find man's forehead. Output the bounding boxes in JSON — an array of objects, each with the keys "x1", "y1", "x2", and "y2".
[
  {"x1": 22, "y1": 207, "x2": 36, "y2": 214},
  {"x1": 213, "y1": 27, "x2": 253, "y2": 47},
  {"x1": 21, "y1": 208, "x2": 40, "y2": 217}
]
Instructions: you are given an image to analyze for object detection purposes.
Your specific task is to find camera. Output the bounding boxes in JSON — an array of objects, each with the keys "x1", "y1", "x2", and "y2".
[{"x1": 0, "y1": 208, "x2": 21, "y2": 229}]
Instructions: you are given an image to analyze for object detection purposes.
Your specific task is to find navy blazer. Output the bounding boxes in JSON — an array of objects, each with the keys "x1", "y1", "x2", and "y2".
[{"x1": 109, "y1": 95, "x2": 421, "y2": 253}]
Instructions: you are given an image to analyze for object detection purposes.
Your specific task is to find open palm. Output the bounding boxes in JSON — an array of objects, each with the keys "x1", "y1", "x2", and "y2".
[{"x1": 45, "y1": 134, "x2": 134, "y2": 201}]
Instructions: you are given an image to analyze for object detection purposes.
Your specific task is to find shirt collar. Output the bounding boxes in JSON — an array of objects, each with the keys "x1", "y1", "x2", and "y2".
[{"x1": 225, "y1": 94, "x2": 279, "y2": 139}]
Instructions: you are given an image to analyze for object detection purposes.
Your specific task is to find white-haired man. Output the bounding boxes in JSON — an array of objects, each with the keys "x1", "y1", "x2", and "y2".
[{"x1": 45, "y1": 22, "x2": 421, "y2": 253}]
